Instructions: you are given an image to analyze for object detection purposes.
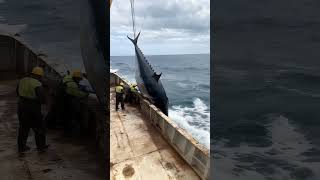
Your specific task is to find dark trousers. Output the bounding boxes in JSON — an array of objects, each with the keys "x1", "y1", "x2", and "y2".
[
  {"x1": 17, "y1": 100, "x2": 46, "y2": 151},
  {"x1": 71, "y1": 97, "x2": 89, "y2": 134},
  {"x1": 127, "y1": 91, "x2": 133, "y2": 103},
  {"x1": 63, "y1": 95, "x2": 73, "y2": 134},
  {"x1": 128, "y1": 91, "x2": 138, "y2": 104},
  {"x1": 116, "y1": 93, "x2": 124, "y2": 110},
  {"x1": 64, "y1": 95, "x2": 88, "y2": 135},
  {"x1": 47, "y1": 89, "x2": 65, "y2": 128}
]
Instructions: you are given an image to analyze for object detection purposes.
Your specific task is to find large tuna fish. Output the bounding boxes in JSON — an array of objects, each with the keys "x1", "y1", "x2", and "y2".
[
  {"x1": 128, "y1": 32, "x2": 169, "y2": 115},
  {"x1": 80, "y1": 0, "x2": 108, "y2": 106}
]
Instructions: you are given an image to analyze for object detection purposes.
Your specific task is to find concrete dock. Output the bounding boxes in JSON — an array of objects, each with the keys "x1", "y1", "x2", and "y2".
[
  {"x1": 110, "y1": 87, "x2": 200, "y2": 180},
  {"x1": 0, "y1": 79, "x2": 105, "y2": 180}
]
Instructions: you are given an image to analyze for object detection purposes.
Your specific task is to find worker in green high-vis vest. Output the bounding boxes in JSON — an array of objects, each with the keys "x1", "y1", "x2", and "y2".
[
  {"x1": 16, "y1": 66, "x2": 49, "y2": 153},
  {"x1": 115, "y1": 82, "x2": 125, "y2": 111},
  {"x1": 62, "y1": 69, "x2": 89, "y2": 135}
]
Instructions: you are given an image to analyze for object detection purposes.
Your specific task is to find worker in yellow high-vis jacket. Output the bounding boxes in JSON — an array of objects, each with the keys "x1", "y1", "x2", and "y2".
[
  {"x1": 62, "y1": 69, "x2": 89, "y2": 135},
  {"x1": 127, "y1": 83, "x2": 138, "y2": 104},
  {"x1": 16, "y1": 66, "x2": 49, "y2": 153},
  {"x1": 115, "y1": 82, "x2": 125, "y2": 111}
]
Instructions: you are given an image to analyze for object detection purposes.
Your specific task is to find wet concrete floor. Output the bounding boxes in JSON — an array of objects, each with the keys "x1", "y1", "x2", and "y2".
[
  {"x1": 0, "y1": 79, "x2": 105, "y2": 180},
  {"x1": 110, "y1": 87, "x2": 200, "y2": 180}
]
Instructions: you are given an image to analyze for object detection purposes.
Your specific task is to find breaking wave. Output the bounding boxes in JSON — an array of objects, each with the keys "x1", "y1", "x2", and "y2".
[
  {"x1": 176, "y1": 82, "x2": 192, "y2": 89},
  {"x1": 169, "y1": 98, "x2": 210, "y2": 148},
  {"x1": 110, "y1": 68, "x2": 118, "y2": 73},
  {"x1": 213, "y1": 115, "x2": 320, "y2": 179}
]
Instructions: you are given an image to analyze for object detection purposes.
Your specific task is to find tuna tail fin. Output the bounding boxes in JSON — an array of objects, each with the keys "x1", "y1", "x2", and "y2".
[
  {"x1": 152, "y1": 72, "x2": 162, "y2": 82},
  {"x1": 127, "y1": 31, "x2": 141, "y2": 45}
]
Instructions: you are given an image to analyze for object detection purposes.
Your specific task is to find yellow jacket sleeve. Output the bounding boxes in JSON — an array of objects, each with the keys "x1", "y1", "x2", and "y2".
[{"x1": 66, "y1": 81, "x2": 88, "y2": 98}]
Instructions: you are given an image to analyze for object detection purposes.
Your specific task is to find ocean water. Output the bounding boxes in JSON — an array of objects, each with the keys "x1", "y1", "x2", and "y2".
[
  {"x1": 0, "y1": 0, "x2": 83, "y2": 73},
  {"x1": 214, "y1": 59, "x2": 320, "y2": 180},
  {"x1": 213, "y1": 0, "x2": 320, "y2": 179},
  {"x1": 111, "y1": 54, "x2": 210, "y2": 148}
]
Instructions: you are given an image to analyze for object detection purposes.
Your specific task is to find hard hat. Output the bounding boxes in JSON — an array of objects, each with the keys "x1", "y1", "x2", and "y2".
[
  {"x1": 72, "y1": 69, "x2": 82, "y2": 78},
  {"x1": 120, "y1": 82, "x2": 124, "y2": 86},
  {"x1": 31, "y1": 67, "x2": 44, "y2": 76}
]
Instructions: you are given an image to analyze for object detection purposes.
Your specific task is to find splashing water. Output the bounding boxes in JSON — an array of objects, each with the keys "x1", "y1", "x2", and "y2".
[{"x1": 169, "y1": 98, "x2": 210, "y2": 147}]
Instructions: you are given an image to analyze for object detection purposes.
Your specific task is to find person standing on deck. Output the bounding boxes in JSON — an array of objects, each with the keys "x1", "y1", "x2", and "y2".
[
  {"x1": 16, "y1": 66, "x2": 49, "y2": 153},
  {"x1": 46, "y1": 71, "x2": 67, "y2": 129},
  {"x1": 63, "y1": 70, "x2": 89, "y2": 135},
  {"x1": 79, "y1": 73, "x2": 94, "y2": 93},
  {"x1": 115, "y1": 82, "x2": 125, "y2": 111},
  {"x1": 128, "y1": 83, "x2": 138, "y2": 104}
]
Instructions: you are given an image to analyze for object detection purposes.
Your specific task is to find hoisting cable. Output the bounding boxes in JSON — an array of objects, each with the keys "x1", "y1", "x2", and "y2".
[{"x1": 129, "y1": 0, "x2": 136, "y2": 38}]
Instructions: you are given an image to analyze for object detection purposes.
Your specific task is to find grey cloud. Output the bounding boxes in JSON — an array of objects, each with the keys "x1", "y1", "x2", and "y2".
[
  {"x1": 112, "y1": 0, "x2": 209, "y2": 32},
  {"x1": 111, "y1": 0, "x2": 209, "y2": 55}
]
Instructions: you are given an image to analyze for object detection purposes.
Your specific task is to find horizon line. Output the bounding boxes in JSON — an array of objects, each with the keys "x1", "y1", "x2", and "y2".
[{"x1": 110, "y1": 52, "x2": 210, "y2": 57}]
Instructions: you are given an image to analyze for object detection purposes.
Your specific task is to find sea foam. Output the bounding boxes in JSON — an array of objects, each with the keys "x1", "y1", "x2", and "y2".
[{"x1": 169, "y1": 98, "x2": 210, "y2": 148}]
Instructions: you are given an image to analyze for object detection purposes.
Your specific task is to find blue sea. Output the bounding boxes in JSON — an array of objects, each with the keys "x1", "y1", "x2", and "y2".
[
  {"x1": 111, "y1": 54, "x2": 210, "y2": 147},
  {"x1": 0, "y1": 0, "x2": 83, "y2": 73},
  {"x1": 213, "y1": 0, "x2": 320, "y2": 179}
]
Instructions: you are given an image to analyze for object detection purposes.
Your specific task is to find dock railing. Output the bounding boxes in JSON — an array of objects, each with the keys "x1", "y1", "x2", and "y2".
[
  {"x1": 0, "y1": 34, "x2": 61, "y2": 84},
  {"x1": 110, "y1": 72, "x2": 210, "y2": 180}
]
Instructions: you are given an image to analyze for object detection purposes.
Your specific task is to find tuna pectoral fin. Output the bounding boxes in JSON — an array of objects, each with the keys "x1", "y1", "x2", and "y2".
[
  {"x1": 152, "y1": 72, "x2": 162, "y2": 82},
  {"x1": 127, "y1": 31, "x2": 141, "y2": 45}
]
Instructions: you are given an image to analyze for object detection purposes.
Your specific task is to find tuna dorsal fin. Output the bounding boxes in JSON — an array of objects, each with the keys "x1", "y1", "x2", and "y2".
[{"x1": 152, "y1": 72, "x2": 162, "y2": 82}]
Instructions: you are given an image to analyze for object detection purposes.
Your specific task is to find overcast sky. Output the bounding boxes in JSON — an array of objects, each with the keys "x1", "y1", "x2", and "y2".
[{"x1": 110, "y1": 0, "x2": 210, "y2": 56}]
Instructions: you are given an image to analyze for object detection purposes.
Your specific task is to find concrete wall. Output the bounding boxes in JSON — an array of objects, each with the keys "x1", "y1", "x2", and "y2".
[
  {"x1": 0, "y1": 35, "x2": 15, "y2": 72},
  {"x1": 110, "y1": 72, "x2": 210, "y2": 180},
  {"x1": 0, "y1": 35, "x2": 61, "y2": 83}
]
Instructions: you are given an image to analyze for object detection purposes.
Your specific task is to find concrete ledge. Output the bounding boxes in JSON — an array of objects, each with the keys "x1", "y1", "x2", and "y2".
[{"x1": 110, "y1": 72, "x2": 210, "y2": 180}]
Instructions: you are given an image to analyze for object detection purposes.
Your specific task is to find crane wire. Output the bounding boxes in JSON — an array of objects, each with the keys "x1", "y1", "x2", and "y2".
[{"x1": 129, "y1": 0, "x2": 136, "y2": 38}]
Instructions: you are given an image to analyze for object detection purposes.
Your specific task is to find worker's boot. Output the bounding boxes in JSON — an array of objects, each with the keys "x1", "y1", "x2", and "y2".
[
  {"x1": 38, "y1": 144, "x2": 49, "y2": 153},
  {"x1": 18, "y1": 145, "x2": 30, "y2": 153}
]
